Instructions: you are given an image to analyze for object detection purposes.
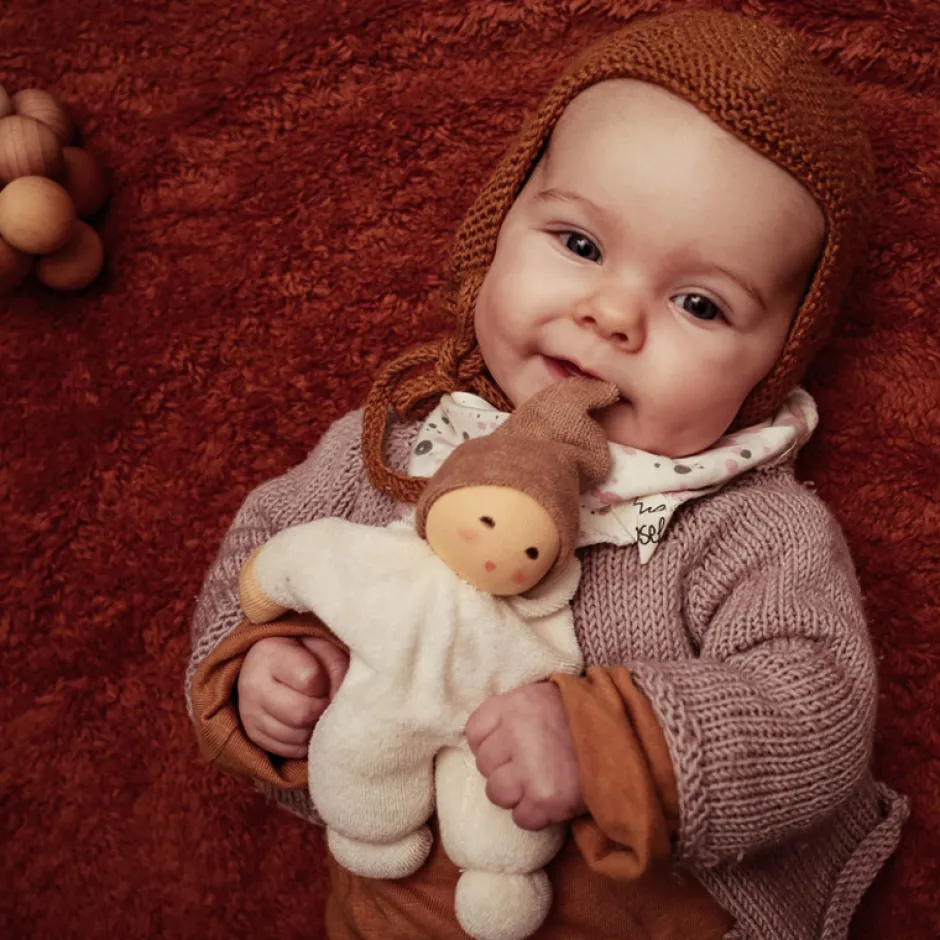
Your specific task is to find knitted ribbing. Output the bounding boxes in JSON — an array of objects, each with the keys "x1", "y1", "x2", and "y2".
[
  {"x1": 187, "y1": 409, "x2": 907, "y2": 940},
  {"x1": 360, "y1": 9, "x2": 873, "y2": 499}
]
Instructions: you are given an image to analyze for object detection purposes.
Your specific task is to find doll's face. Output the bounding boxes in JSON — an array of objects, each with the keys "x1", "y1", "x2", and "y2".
[
  {"x1": 474, "y1": 80, "x2": 825, "y2": 457},
  {"x1": 423, "y1": 486, "x2": 560, "y2": 596}
]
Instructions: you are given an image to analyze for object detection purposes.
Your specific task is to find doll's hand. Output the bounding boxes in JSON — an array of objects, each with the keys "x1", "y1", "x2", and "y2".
[
  {"x1": 238, "y1": 636, "x2": 348, "y2": 758},
  {"x1": 466, "y1": 681, "x2": 586, "y2": 831}
]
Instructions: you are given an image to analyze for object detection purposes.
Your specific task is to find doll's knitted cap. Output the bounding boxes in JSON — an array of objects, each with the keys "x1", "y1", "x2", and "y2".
[
  {"x1": 447, "y1": 9, "x2": 874, "y2": 426},
  {"x1": 415, "y1": 377, "x2": 618, "y2": 568}
]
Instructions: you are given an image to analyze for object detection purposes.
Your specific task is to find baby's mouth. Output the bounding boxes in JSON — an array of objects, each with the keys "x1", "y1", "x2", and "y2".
[
  {"x1": 546, "y1": 357, "x2": 597, "y2": 380},
  {"x1": 544, "y1": 356, "x2": 626, "y2": 403}
]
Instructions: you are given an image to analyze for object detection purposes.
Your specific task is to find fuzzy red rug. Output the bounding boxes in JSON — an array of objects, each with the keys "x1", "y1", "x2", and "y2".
[{"x1": 1, "y1": 1, "x2": 937, "y2": 938}]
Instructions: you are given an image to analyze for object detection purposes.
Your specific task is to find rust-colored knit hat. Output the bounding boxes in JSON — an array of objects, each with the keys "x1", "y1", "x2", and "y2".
[
  {"x1": 415, "y1": 378, "x2": 619, "y2": 568},
  {"x1": 363, "y1": 9, "x2": 874, "y2": 503}
]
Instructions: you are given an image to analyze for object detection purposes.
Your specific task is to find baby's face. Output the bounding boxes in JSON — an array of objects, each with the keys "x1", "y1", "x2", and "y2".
[{"x1": 474, "y1": 80, "x2": 825, "y2": 456}]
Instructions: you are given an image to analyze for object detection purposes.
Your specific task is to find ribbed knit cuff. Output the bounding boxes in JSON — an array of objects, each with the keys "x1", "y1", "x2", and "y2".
[
  {"x1": 239, "y1": 548, "x2": 288, "y2": 623},
  {"x1": 628, "y1": 663, "x2": 711, "y2": 867}
]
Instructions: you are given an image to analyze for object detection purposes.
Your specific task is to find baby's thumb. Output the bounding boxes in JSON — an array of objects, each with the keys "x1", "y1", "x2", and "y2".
[
  {"x1": 299, "y1": 637, "x2": 349, "y2": 700},
  {"x1": 284, "y1": 643, "x2": 330, "y2": 698}
]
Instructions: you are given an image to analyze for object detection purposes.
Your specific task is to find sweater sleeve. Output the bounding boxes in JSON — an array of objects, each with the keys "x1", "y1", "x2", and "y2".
[{"x1": 629, "y1": 482, "x2": 878, "y2": 869}]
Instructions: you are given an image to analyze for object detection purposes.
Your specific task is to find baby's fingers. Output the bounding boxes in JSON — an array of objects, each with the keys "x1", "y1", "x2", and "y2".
[
  {"x1": 299, "y1": 637, "x2": 349, "y2": 699},
  {"x1": 465, "y1": 695, "x2": 504, "y2": 753},
  {"x1": 264, "y1": 680, "x2": 329, "y2": 729},
  {"x1": 484, "y1": 763, "x2": 524, "y2": 812},
  {"x1": 270, "y1": 643, "x2": 330, "y2": 697},
  {"x1": 248, "y1": 715, "x2": 311, "y2": 760},
  {"x1": 510, "y1": 799, "x2": 552, "y2": 833},
  {"x1": 473, "y1": 730, "x2": 513, "y2": 778}
]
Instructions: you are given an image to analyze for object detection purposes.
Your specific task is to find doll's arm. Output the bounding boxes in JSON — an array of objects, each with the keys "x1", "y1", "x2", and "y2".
[{"x1": 239, "y1": 518, "x2": 422, "y2": 661}]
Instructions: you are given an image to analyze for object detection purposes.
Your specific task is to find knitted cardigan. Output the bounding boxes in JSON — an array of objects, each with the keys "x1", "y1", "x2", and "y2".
[{"x1": 186, "y1": 409, "x2": 907, "y2": 940}]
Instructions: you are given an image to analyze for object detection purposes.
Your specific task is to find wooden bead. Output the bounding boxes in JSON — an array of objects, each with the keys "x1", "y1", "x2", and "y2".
[
  {"x1": 0, "y1": 233, "x2": 33, "y2": 294},
  {"x1": 62, "y1": 147, "x2": 109, "y2": 217},
  {"x1": 0, "y1": 115, "x2": 64, "y2": 183},
  {"x1": 12, "y1": 88, "x2": 73, "y2": 144},
  {"x1": 0, "y1": 85, "x2": 12, "y2": 120},
  {"x1": 0, "y1": 176, "x2": 76, "y2": 254},
  {"x1": 36, "y1": 220, "x2": 104, "y2": 291}
]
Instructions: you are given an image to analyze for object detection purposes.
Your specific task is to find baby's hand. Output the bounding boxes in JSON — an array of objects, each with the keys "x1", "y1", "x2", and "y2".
[
  {"x1": 238, "y1": 636, "x2": 349, "y2": 759},
  {"x1": 466, "y1": 681, "x2": 586, "y2": 831}
]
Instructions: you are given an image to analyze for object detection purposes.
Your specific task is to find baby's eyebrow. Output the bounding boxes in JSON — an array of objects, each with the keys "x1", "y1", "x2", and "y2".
[
  {"x1": 707, "y1": 263, "x2": 767, "y2": 310},
  {"x1": 535, "y1": 187, "x2": 608, "y2": 221}
]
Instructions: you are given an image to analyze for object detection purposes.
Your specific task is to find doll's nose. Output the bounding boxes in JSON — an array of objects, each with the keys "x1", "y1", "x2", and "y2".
[{"x1": 576, "y1": 288, "x2": 646, "y2": 352}]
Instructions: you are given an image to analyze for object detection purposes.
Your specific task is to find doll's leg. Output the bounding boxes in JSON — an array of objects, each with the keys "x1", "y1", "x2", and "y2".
[
  {"x1": 327, "y1": 826, "x2": 433, "y2": 880},
  {"x1": 436, "y1": 745, "x2": 565, "y2": 940},
  {"x1": 309, "y1": 717, "x2": 436, "y2": 879},
  {"x1": 455, "y1": 871, "x2": 552, "y2": 940}
]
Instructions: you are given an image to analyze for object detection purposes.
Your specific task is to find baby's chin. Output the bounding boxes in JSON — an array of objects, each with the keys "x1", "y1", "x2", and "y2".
[{"x1": 597, "y1": 404, "x2": 728, "y2": 458}]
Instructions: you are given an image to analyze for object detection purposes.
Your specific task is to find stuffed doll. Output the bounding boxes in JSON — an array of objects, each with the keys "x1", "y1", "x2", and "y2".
[{"x1": 238, "y1": 377, "x2": 619, "y2": 940}]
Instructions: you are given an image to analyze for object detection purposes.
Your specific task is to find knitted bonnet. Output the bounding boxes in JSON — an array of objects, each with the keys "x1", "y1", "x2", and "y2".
[
  {"x1": 362, "y1": 8, "x2": 874, "y2": 503},
  {"x1": 415, "y1": 377, "x2": 619, "y2": 569}
]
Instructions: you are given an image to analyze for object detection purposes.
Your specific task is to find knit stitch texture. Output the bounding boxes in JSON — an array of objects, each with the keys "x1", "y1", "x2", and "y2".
[{"x1": 188, "y1": 409, "x2": 908, "y2": 940}]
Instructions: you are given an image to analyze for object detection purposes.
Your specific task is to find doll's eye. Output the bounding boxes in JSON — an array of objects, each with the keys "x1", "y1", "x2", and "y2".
[
  {"x1": 479, "y1": 516, "x2": 495, "y2": 528},
  {"x1": 525, "y1": 547, "x2": 539, "y2": 559},
  {"x1": 673, "y1": 293, "x2": 723, "y2": 321},
  {"x1": 561, "y1": 232, "x2": 602, "y2": 263}
]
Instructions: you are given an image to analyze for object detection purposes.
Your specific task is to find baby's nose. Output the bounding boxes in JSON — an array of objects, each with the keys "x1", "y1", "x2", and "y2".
[{"x1": 576, "y1": 288, "x2": 646, "y2": 350}]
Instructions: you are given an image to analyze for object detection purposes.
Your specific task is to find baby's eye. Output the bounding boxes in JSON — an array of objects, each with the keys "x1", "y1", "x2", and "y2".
[
  {"x1": 560, "y1": 232, "x2": 602, "y2": 263},
  {"x1": 525, "y1": 547, "x2": 539, "y2": 559},
  {"x1": 673, "y1": 293, "x2": 723, "y2": 321}
]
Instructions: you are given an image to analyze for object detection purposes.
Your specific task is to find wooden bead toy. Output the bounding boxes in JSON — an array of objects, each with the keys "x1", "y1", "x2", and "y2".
[
  {"x1": 0, "y1": 234, "x2": 33, "y2": 294},
  {"x1": 0, "y1": 85, "x2": 110, "y2": 292},
  {"x1": 12, "y1": 88, "x2": 73, "y2": 144},
  {"x1": 61, "y1": 146, "x2": 108, "y2": 217},
  {"x1": 0, "y1": 176, "x2": 76, "y2": 254},
  {"x1": 36, "y1": 221, "x2": 104, "y2": 291},
  {"x1": 0, "y1": 114, "x2": 63, "y2": 183}
]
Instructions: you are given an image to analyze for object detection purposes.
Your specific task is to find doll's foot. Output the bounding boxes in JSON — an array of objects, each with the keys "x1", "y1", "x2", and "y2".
[
  {"x1": 327, "y1": 825, "x2": 432, "y2": 879},
  {"x1": 455, "y1": 870, "x2": 552, "y2": 940}
]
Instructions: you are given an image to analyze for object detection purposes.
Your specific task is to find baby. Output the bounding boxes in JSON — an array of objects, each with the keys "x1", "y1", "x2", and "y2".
[{"x1": 187, "y1": 9, "x2": 907, "y2": 940}]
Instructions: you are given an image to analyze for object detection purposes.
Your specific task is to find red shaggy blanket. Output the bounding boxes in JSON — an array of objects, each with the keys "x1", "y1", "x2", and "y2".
[{"x1": 1, "y1": 1, "x2": 937, "y2": 937}]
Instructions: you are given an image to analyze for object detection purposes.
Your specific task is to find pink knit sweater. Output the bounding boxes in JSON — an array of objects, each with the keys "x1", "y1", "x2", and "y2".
[{"x1": 187, "y1": 409, "x2": 907, "y2": 940}]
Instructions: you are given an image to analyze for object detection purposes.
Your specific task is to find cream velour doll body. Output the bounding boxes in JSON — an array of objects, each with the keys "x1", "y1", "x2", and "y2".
[
  {"x1": 238, "y1": 378, "x2": 618, "y2": 940},
  {"x1": 240, "y1": 515, "x2": 582, "y2": 848}
]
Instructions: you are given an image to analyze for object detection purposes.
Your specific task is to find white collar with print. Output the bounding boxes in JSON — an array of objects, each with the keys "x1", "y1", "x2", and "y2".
[{"x1": 407, "y1": 388, "x2": 818, "y2": 563}]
